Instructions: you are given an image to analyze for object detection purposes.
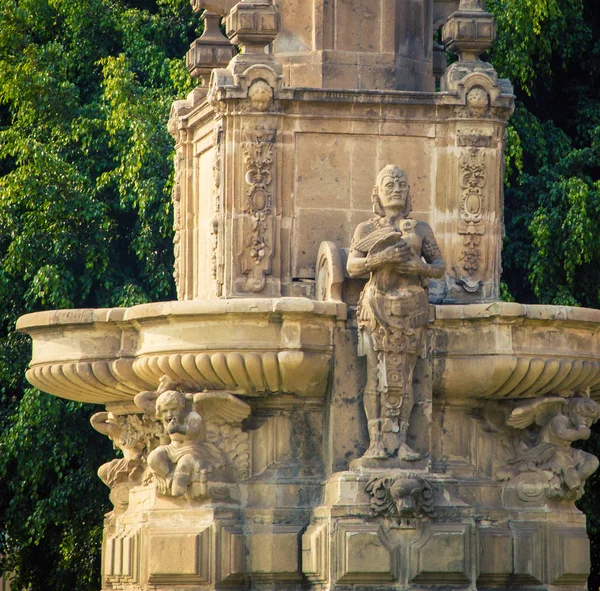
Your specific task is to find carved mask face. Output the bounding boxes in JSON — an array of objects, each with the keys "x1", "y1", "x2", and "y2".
[
  {"x1": 378, "y1": 172, "x2": 409, "y2": 212},
  {"x1": 467, "y1": 87, "x2": 489, "y2": 117},
  {"x1": 249, "y1": 81, "x2": 273, "y2": 112}
]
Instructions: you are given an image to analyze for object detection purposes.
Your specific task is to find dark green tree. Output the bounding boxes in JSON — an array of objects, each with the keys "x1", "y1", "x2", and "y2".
[
  {"x1": 0, "y1": 0, "x2": 198, "y2": 587},
  {"x1": 487, "y1": 1, "x2": 600, "y2": 588}
]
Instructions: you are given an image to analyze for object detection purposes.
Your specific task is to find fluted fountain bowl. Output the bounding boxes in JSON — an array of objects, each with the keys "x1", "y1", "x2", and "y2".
[{"x1": 16, "y1": 298, "x2": 346, "y2": 406}]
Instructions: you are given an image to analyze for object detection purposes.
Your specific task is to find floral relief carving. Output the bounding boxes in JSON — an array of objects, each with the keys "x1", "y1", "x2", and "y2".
[
  {"x1": 211, "y1": 124, "x2": 224, "y2": 296},
  {"x1": 241, "y1": 127, "x2": 275, "y2": 292}
]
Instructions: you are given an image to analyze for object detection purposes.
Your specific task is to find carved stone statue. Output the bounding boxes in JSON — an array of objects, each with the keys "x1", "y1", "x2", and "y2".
[
  {"x1": 496, "y1": 395, "x2": 600, "y2": 501},
  {"x1": 347, "y1": 166, "x2": 445, "y2": 460},
  {"x1": 90, "y1": 412, "x2": 162, "y2": 509},
  {"x1": 135, "y1": 380, "x2": 251, "y2": 500}
]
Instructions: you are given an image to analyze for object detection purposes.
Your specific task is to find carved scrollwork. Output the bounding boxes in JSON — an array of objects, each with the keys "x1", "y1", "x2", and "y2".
[
  {"x1": 366, "y1": 474, "x2": 436, "y2": 518},
  {"x1": 211, "y1": 124, "x2": 224, "y2": 296},
  {"x1": 241, "y1": 127, "x2": 276, "y2": 292},
  {"x1": 456, "y1": 148, "x2": 486, "y2": 290}
]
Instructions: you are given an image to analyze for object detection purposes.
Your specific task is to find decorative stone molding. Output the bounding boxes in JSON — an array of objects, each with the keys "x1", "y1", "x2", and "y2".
[
  {"x1": 455, "y1": 147, "x2": 487, "y2": 292},
  {"x1": 186, "y1": 12, "x2": 236, "y2": 84}
]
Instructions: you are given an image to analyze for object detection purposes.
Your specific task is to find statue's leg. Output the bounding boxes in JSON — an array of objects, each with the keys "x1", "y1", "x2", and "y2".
[
  {"x1": 577, "y1": 451, "x2": 600, "y2": 485},
  {"x1": 363, "y1": 336, "x2": 386, "y2": 459},
  {"x1": 171, "y1": 454, "x2": 196, "y2": 497},
  {"x1": 147, "y1": 448, "x2": 173, "y2": 494},
  {"x1": 397, "y1": 352, "x2": 420, "y2": 461}
]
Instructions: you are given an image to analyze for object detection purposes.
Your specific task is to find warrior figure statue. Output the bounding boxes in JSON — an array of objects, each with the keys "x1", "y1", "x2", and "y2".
[{"x1": 347, "y1": 166, "x2": 445, "y2": 460}]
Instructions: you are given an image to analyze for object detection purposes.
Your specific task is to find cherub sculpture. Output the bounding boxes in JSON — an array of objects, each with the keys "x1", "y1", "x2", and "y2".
[
  {"x1": 496, "y1": 395, "x2": 600, "y2": 501},
  {"x1": 90, "y1": 412, "x2": 154, "y2": 489},
  {"x1": 134, "y1": 379, "x2": 251, "y2": 501}
]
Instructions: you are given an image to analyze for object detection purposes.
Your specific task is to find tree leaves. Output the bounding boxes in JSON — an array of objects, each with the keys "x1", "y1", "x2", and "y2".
[{"x1": 0, "y1": 0, "x2": 198, "y2": 587}]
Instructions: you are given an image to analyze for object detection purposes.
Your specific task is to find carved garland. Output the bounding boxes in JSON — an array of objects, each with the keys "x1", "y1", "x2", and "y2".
[
  {"x1": 241, "y1": 127, "x2": 275, "y2": 293},
  {"x1": 457, "y1": 148, "x2": 486, "y2": 287},
  {"x1": 211, "y1": 124, "x2": 225, "y2": 296}
]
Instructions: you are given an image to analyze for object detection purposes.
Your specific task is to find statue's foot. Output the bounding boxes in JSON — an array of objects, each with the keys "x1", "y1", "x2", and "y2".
[
  {"x1": 364, "y1": 442, "x2": 387, "y2": 459},
  {"x1": 398, "y1": 443, "x2": 421, "y2": 461}
]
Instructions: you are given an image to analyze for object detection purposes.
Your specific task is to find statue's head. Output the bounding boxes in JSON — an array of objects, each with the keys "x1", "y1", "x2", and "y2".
[
  {"x1": 568, "y1": 396, "x2": 600, "y2": 428},
  {"x1": 156, "y1": 390, "x2": 188, "y2": 434},
  {"x1": 248, "y1": 80, "x2": 273, "y2": 112},
  {"x1": 372, "y1": 165, "x2": 411, "y2": 218}
]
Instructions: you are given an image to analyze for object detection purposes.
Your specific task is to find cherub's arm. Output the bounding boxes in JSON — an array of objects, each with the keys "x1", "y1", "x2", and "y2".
[
  {"x1": 90, "y1": 412, "x2": 121, "y2": 439},
  {"x1": 551, "y1": 414, "x2": 591, "y2": 442},
  {"x1": 134, "y1": 390, "x2": 159, "y2": 418}
]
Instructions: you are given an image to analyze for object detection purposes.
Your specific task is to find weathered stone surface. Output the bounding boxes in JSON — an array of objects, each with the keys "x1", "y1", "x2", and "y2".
[{"x1": 15, "y1": 2, "x2": 600, "y2": 591}]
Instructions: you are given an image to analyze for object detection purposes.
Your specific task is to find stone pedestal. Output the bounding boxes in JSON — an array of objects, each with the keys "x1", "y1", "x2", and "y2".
[{"x1": 16, "y1": 2, "x2": 600, "y2": 591}]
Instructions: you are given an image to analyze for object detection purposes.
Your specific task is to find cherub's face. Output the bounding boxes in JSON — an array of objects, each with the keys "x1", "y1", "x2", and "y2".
[
  {"x1": 249, "y1": 81, "x2": 273, "y2": 112},
  {"x1": 572, "y1": 411, "x2": 594, "y2": 428},
  {"x1": 159, "y1": 401, "x2": 186, "y2": 434}
]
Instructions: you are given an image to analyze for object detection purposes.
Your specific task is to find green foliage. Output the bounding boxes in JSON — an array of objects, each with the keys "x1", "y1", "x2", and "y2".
[
  {"x1": 0, "y1": 0, "x2": 199, "y2": 587},
  {"x1": 488, "y1": 1, "x2": 600, "y2": 587}
]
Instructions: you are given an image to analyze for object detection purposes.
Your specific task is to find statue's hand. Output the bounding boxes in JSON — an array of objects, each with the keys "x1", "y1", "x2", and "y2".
[
  {"x1": 394, "y1": 257, "x2": 428, "y2": 276},
  {"x1": 576, "y1": 425, "x2": 592, "y2": 440}
]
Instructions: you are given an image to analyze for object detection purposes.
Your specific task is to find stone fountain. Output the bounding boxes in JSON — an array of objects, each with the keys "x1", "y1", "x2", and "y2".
[{"x1": 17, "y1": 1, "x2": 600, "y2": 589}]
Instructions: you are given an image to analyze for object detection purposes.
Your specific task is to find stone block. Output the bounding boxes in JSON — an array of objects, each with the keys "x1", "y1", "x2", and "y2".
[
  {"x1": 477, "y1": 529, "x2": 512, "y2": 585},
  {"x1": 147, "y1": 529, "x2": 210, "y2": 584},
  {"x1": 409, "y1": 524, "x2": 470, "y2": 584},
  {"x1": 247, "y1": 525, "x2": 302, "y2": 581},
  {"x1": 549, "y1": 527, "x2": 591, "y2": 585},
  {"x1": 336, "y1": 523, "x2": 396, "y2": 583},
  {"x1": 511, "y1": 522, "x2": 544, "y2": 584},
  {"x1": 302, "y1": 523, "x2": 329, "y2": 583}
]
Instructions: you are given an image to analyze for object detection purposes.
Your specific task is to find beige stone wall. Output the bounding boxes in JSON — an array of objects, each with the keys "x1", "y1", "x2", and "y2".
[{"x1": 171, "y1": 81, "x2": 511, "y2": 303}]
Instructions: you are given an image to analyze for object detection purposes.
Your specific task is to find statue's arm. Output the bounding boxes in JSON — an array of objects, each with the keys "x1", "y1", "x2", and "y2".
[
  {"x1": 419, "y1": 224, "x2": 445, "y2": 279},
  {"x1": 90, "y1": 411, "x2": 120, "y2": 439},
  {"x1": 347, "y1": 247, "x2": 370, "y2": 278},
  {"x1": 551, "y1": 414, "x2": 591, "y2": 442}
]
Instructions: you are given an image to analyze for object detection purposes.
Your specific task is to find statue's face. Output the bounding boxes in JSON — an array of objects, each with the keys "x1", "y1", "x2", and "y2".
[{"x1": 378, "y1": 172, "x2": 409, "y2": 211}]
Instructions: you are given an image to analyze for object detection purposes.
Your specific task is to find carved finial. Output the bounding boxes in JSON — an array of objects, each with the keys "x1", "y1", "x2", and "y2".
[
  {"x1": 224, "y1": 1, "x2": 279, "y2": 56},
  {"x1": 442, "y1": 1, "x2": 495, "y2": 63},
  {"x1": 186, "y1": 12, "x2": 237, "y2": 84}
]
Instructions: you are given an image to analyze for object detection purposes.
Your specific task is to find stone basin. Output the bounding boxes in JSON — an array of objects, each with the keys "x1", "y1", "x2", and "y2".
[
  {"x1": 431, "y1": 302, "x2": 600, "y2": 401},
  {"x1": 16, "y1": 298, "x2": 346, "y2": 406},
  {"x1": 17, "y1": 299, "x2": 600, "y2": 406}
]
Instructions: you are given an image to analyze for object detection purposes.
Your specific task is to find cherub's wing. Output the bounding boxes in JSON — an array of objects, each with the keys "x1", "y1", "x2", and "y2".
[
  {"x1": 506, "y1": 396, "x2": 566, "y2": 429},
  {"x1": 193, "y1": 391, "x2": 251, "y2": 424},
  {"x1": 134, "y1": 390, "x2": 160, "y2": 418}
]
